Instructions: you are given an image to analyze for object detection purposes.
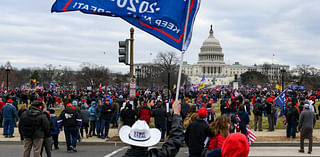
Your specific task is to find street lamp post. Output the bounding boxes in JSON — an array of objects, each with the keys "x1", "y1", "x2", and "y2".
[
  {"x1": 5, "y1": 64, "x2": 11, "y2": 90},
  {"x1": 280, "y1": 67, "x2": 286, "y2": 92}
]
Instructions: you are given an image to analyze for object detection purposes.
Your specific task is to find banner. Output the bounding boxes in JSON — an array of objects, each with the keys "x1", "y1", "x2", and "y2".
[
  {"x1": 274, "y1": 89, "x2": 287, "y2": 110},
  {"x1": 51, "y1": 0, "x2": 201, "y2": 51}
]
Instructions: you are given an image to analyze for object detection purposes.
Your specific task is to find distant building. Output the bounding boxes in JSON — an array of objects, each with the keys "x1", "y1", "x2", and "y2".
[
  {"x1": 248, "y1": 63, "x2": 290, "y2": 83},
  {"x1": 182, "y1": 26, "x2": 249, "y2": 85},
  {"x1": 134, "y1": 25, "x2": 290, "y2": 86},
  {"x1": 182, "y1": 25, "x2": 289, "y2": 85}
]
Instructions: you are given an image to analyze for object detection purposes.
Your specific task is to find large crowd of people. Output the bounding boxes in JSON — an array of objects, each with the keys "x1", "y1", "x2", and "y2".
[{"x1": 0, "y1": 86, "x2": 319, "y2": 156}]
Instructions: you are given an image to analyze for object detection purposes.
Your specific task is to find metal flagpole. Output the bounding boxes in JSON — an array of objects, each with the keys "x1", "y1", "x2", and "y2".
[{"x1": 175, "y1": 0, "x2": 192, "y2": 102}]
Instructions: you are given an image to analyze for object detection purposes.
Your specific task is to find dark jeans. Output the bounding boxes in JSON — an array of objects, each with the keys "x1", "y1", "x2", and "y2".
[
  {"x1": 51, "y1": 134, "x2": 59, "y2": 148},
  {"x1": 64, "y1": 127, "x2": 78, "y2": 150},
  {"x1": 96, "y1": 119, "x2": 101, "y2": 136},
  {"x1": 89, "y1": 120, "x2": 96, "y2": 136},
  {"x1": 286, "y1": 121, "x2": 297, "y2": 138},
  {"x1": 155, "y1": 123, "x2": 166, "y2": 139},
  {"x1": 300, "y1": 128, "x2": 313, "y2": 152},
  {"x1": 254, "y1": 115, "x2": 262, "y2": 131},
  {"x1": 41, "y1": 137, "x2": 52, "y2": 157},
  {"x1": 3, "y1": 118, "x2": 15, "y2": 136},
  {"x1": 101, "y1": 119, "x2": 111, "y2": 138},
  {"x1": 267, "y1": 114, "x2": 274, "y2": 131},
  {"x1": 0, "y1": 113, "x2": 2, "y2": 127},
  {"x1": 240, "y1": 126, "x2": 247, "y2": 136},
  {"x1": 80, "y1": 122, "x2": 89, "y2": 137},
  {"x1": 112, "y1": 113, "x2": 119, "y2": 127}
]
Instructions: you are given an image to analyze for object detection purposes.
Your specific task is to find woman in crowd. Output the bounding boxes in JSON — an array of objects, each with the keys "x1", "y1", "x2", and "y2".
[{"x1": 208, "y1": 116, "x2": 230, "y2": 151}]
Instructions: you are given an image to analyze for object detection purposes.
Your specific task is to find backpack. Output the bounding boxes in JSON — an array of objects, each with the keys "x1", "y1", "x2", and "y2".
[
  {"x1": 20, "y1": 111, "x2": 41, "y2": 138},
  {"x1": 253, "y1": 104, "x2": 260, "y2": 115}
]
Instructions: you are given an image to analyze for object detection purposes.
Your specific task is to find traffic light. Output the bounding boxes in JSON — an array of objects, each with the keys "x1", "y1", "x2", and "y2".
[{"x1": 118, "y1": 39, "x2": 129, "y2": 65}]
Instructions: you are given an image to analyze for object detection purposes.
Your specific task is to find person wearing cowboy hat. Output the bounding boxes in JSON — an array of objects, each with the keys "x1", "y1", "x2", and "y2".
[{"x1": 120, "y1": 101, "x2": 183, "y2": 157}]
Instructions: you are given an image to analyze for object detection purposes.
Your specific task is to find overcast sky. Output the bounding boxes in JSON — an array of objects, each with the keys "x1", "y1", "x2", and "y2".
[{"x1": 0, "y1": 0, "x2": 319, "y2": 73}]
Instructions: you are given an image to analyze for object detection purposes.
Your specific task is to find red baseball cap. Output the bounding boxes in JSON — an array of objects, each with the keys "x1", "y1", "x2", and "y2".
[
  {"x1": 198, "y1": 108, "x2": 208, "y2": 118},
  {"x1": 7, "y1": 99, "x2": 13, "y2": 103}
]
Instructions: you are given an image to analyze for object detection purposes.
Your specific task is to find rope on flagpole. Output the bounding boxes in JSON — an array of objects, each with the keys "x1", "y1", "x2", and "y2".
[{"x1": 175, "y1": 0, "x2": 192, "y2": 103}]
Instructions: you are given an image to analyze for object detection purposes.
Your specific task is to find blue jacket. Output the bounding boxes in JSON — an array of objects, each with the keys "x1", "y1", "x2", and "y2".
[
  {"x1": 1, "y1": 104, "x2": 18, "y2": 119},
  {"x1": 50, "y1": 114, "x2": 60, "y2": 135},
  {"x1": 89, "y1": 105, "x2": 96, "y2": 121},
  {"x1": 238, "y1": 111, "x2": 250, "y2": 128}
]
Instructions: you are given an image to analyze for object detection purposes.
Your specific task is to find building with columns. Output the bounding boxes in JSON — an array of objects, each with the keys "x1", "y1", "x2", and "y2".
[
  {"x1": 133, "y1": 25, "x2": 290, "y2": 87},
  {"x1": 182, "y1": 26, "x2": 249, "y2": 85}
]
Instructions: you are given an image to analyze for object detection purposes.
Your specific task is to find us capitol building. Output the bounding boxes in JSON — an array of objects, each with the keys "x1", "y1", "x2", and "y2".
[
  {"x1": 182, "y1": 26, "x2": 289, "y2": 86},
  {"x1": 134, "y1": 25, "x2": 290, "y2": 86}
]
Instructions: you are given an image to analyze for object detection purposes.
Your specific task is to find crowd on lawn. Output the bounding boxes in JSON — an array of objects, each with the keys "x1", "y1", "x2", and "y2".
[{"x1": 0, "y1": 86, "x2": 319, "y2": 157}]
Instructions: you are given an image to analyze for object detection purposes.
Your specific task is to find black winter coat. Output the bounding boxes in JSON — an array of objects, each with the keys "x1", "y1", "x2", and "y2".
[
  {"x1": 19, "y1": 107, "x2": 50, "y2": 138},
  {"x1": 152, "y1": 107, "x2": 167, "y2": 127},
  {"x1": 58, "y1": 108, "x2": 81, "y2": 127},
  {"x1": 122, "y1": 115, "x2": 184, "y2": 157},
  {"x1": 101, "y1": 104, "x2": 114, "y2": 120},
  {"x1": 253, "y1": 102, "x2": 264, "y2": 116},
  {"x1": 285, "y1": 107, "x2": 299, "y2": 123},
  {"x1": 185, "y1": 119, "x2": 210, "y2": 156},
  {"x1": 121, "y1": 108, "x2": 136, "y2": 127}
]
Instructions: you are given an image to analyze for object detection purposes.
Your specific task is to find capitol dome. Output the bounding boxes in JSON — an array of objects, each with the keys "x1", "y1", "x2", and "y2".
[{"x1": 198, "y1": 25, "x2": 224, "y2": 64}]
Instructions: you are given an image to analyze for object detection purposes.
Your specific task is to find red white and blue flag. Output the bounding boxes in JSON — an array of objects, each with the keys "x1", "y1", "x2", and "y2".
[
  {"x1": 283, "y1": 119, "x2": 287, "y2": 127},
  {"x1": 246, "y1": 126, "x2": 256, "y2": 143},
  {"x1": 51, "y1": 0, "x2": 201, "y2": 51}
]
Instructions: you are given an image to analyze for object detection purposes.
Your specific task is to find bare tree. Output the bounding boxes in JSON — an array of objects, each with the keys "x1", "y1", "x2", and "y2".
[
  {"x1": 153, "y1": 52, "x2": 189, "y2": 89},
  {"x1": 76, "y1": 63, "x2": 111, "y2": 88},
  {"x1": 155, "y1": 52, "x2": 179, "y2": 72}
]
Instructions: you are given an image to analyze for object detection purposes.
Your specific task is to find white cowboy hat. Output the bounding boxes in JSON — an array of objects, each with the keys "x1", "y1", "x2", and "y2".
[{"x1": 119, "y1": 120, "x2": 161, "y2": 147}]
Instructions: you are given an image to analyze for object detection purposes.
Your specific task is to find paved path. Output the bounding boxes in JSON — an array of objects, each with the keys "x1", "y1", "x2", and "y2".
[
  {"x1": 1, "y1": 127, "x2": 320, "y2": 142},
  {"x1": 1, "y1": 144, "x2": 319, "y2": 157}
]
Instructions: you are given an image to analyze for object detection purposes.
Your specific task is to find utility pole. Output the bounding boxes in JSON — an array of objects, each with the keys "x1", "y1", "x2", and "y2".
[{"x1": 130, "y1": 27, "x2": 134, "y2": 78}]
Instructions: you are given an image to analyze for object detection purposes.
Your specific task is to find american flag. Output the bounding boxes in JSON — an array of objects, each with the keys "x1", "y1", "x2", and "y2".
[
  {"x1": 283, "y1": 119, "x2": 288, "y2": 127},
  {"x1": 235, "y1": 113, "x2": 241, "y2": 122},
  {"x1": 234, "y1": 113, "x2": 241, "y2": 130},
  {"x1": 246, "y1": 126, "x2": 256, "y2": 143},
  {"x1": 257, "y1": 84, "x2": 262, "y2": 89},
  {"x1": 234, "y1": 123, "x2": 239, "y2": 129}
]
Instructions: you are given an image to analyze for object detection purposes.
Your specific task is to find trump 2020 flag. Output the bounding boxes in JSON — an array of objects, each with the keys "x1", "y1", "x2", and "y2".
[
  {"x1": 51, "y1": 0, "x2": 201, "y2": 51},
  {"x1": 274, "y1": 90, "x2": 287, "y2": 110}
]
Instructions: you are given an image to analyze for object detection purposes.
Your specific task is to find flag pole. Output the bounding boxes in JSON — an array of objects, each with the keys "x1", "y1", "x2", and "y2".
[{"x1": 175, "y1": 0, "x2": 192, "y2": 103}]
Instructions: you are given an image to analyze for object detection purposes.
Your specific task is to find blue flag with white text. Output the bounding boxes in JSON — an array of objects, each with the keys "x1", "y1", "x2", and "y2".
[
  {"x1": 51, "y1": 0, "x2": 201, "y2": 51},
  {"x1": 274, "y1": 90, "x2": 287, "y2": 110}
]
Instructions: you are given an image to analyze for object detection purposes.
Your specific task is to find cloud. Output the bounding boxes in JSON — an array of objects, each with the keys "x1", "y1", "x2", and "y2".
[{"x1": 0, "y1": 0, "x2": 320, "y2": 72}]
